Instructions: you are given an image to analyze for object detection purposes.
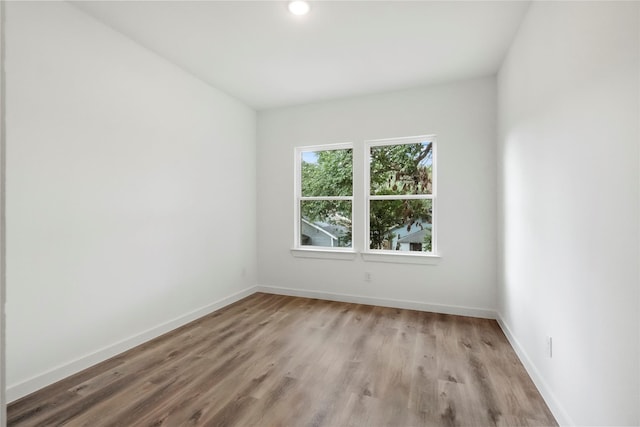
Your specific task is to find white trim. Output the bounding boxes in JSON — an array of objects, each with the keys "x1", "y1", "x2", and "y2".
[
  {"x1": 361, "y1": 251, "x2": 441, "y2": 264},
  {"x1": 294, "y1": 143, "x2": 354, "y2": 250},
  {"x1": 290, "y1": 247, "x2": 357, "y2": 260},
  {"x1": 0, "y1": 1, "x2": 6, "y2": 422},
  {"x1": 257, "y1": 284, "x2": 496, "y2": 319},
  {"x1": 369, "y1": 194, "x2": 435, "y2": 201},
  {"x1": 300, "y1": 196, "x2": 352, "y2": 201},
  {"x1": 6, "y1": 285, "x2": 258, "y2": 403},
  {"x1": 365, "y1": 134, "x2": 437, "y2": 146},
  {"x1": 364, "y1": 135, "x2": 437, "y2": 255},
  {"x1": 496, "y1": 315, "x2": 574, "y2": 427},
  {"x1": 296, "y1": 141, "x2": 353, "y2": 153}
]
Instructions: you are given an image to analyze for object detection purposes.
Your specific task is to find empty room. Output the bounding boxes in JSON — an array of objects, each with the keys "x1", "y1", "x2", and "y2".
[{"x1": 0, "y1": 0, "x2": 638, "y2": 426}]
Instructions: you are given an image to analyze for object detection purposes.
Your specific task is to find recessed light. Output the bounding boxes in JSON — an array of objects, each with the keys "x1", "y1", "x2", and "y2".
[{"x1": 288, "y1": 1, "x2": 310, "y2": 16}]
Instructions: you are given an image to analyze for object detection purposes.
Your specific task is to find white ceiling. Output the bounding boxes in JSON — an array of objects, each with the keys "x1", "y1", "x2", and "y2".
[{"x1": 72, "y1": 1, "x2": 530, "y2": 110}]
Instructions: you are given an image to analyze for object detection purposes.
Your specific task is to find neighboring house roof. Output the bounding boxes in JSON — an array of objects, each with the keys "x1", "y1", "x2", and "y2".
[
  {"x1": 301, "y1": 218, "x2": 342, "y2": 240},
  {"x1": 318, "y1": 223, "x2": 347, "y2": 238},
  {"x1": 390, "y1": 219, "x2": 431, "y2": 239},
  {"x1": 397, "y1": 228, "x2": 431, "y2": 244}
]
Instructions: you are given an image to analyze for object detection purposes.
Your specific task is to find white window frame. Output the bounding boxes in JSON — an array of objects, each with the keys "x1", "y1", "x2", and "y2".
[
  {"x1": 363, "y1": 135, "x2": 438, "y2": 259},
  {"x1": 293, "y1": 143, "x2": 356, "y2": 258}
]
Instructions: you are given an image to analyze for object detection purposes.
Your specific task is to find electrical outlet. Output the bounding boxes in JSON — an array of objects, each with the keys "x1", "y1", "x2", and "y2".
[
  {"x1": 364, "y1": 272, "x2": 372, "y2": 282},
  {"x1": 546, "y1": 336, "x2": 553, "y2": 358}
]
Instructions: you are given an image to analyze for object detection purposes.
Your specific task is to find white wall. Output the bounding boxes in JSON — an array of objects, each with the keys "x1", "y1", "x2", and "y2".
[
  {"x1": 257, "y1": 77, "x2": 497, "y2": 316},
  {"x1": 6, "y1": 2, "x2": 256, "y2": 401},
  {"x1": 497, "y1": 2, "x2": 639, "y2": 425},
  {"x1": 0, "y1": 0, "x2": 6, "y2": 423}
]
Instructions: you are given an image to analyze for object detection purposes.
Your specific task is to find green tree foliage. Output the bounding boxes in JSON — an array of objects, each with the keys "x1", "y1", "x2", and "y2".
[
  {"x1": 302, "y1": 149, "x2": 353, "y2": 197},
  {"x1": 370, "y1": 142, "x2": 433, "y2": 196},
  {"x1": 300, "y1": 143, "x2": 433, "y2": 250},
  {"x1": 370, "y1": 142, "x2": 433, "y2": 250},
  {"x1": 369, "y1": 199, "x2": 432, "y2": 250},
  {"x1": 423, "y1": 228, "x2": 433, "y2": 252},
  {"x1": 301, "y1": 149, "x2": 353, "y2": 246}
]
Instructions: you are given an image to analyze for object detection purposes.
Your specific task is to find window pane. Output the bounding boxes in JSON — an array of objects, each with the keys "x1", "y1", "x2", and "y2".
[
  {"x1": 301, "y1": 149, "x2": 353, "y2": 197},
  {"x1": 370, "y1": 142, "x2": 433, "y2": 195},
  {"x1": 369, "y1": 199, "x2": 432, "y2": 252},
  {"x1": 301, "y1": 200, "x2": 352, "y2": 248}
]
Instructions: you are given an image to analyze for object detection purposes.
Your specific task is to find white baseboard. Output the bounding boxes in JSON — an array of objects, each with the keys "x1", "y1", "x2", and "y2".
[
  {"x1": 7, "y1": 285, "x2": 258, "y2": 403},
  {"x1": 496, "y1": 315, "x2": 574, "y2": 427},
  {"x1": 256, "y1": 284, "x2": 497, "y2": 319}
]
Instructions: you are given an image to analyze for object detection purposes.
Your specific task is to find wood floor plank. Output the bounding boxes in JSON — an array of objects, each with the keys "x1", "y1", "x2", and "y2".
[{"x1": 8, "y1": 293, "x2": 558, "y2": 426}]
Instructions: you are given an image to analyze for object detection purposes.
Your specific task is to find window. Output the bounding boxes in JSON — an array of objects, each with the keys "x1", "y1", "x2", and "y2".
[
  {"x1": 295, "y1": 144, "x2": 353, "y2": 249},
  {"x1": 293, "y1": 135, "x2": 437, "y2": 261},
  {"x1": 365, "y1": 136, "x2": 436, "y2": 254}
]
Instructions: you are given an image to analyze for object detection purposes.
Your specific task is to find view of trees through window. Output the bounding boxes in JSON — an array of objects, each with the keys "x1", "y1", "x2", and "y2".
[
  {"x1": 368, "y1": 140, "x2": 434, "y2": 252},
  {"x1": 299, "y1": 148, "x2": 353, "y2": 248},
  {"x1": 297, "y1": 137, "x2": 435, "y2": 253}
]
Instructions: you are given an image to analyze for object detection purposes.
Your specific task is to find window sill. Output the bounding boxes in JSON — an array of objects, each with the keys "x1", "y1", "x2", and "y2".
[
  {"x1": 361, "y1": 251, "x2": 441, "y2": 265},
  {"x1": 290, "y1": 248, "x2": 358, "y2": 261},
  {"x1": 290, "y1": 248, "x2": 441, "y2": 264}
]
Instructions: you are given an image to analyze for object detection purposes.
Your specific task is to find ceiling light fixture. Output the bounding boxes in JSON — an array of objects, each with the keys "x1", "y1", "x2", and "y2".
[{"x1": 288, "y1": 1, "x2": 310, "y2": 16}]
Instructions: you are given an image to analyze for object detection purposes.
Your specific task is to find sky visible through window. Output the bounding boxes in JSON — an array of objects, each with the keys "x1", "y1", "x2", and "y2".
[{"x1": 302, "y1": 151, "x2": 318, "y2": 164}]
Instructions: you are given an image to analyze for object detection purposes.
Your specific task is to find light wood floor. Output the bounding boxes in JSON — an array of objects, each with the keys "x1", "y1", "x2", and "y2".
[{"x1": 8, "y1": 293, "x2": 557, "y2": 426}]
